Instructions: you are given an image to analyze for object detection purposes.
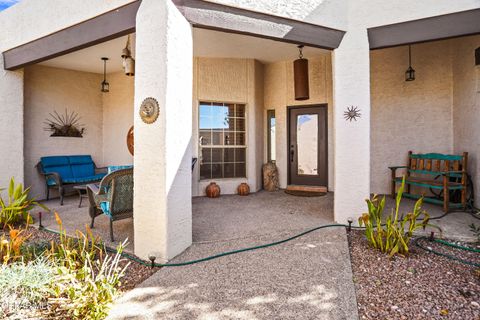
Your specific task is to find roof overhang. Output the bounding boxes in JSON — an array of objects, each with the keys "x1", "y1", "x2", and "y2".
[
  {"x1": 368, "y1": 8, "x2": 480, "y2": 50},
  {"x1": 2, "y1": 0, "x2": 345, "y2": 71}
]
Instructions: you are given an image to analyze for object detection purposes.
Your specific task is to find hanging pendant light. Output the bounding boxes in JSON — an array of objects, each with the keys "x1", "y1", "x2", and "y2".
[
  {"x1": 405, "y1": 45, "x2": 415, "y2": 82},
  {"x1": 294, "y1": 45, "x2": 309, "y2": 100},
  {"x1": 121, "y1": 35, "x2": 135, "y2": 76},
  {"x1": 101, "y1": 57, "x2": 110, "y2": 93}
]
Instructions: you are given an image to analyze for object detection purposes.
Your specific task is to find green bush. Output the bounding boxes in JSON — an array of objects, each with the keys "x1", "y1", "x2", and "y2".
[
  {"x1": 50, "y1": 241, "x2": 129, "y2": 320},
  {"x1": 0, "y1": 177, "x2": 48, "y2": 229},
  {"x1": 0, "y1": 257, "x2": 55, "y2": 317},
  {"x1": 359, "y1": 177, "x2": 437, "y2": 257}
]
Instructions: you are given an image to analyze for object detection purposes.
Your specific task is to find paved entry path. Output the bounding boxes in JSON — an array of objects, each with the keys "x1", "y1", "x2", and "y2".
[{"x1": 108, "y1": 191, "x2": 358, "y2": 320}]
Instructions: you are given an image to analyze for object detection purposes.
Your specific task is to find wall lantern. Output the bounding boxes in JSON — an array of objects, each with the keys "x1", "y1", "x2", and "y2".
[
  {"x1": 294, "y1": 45, "x2": 309, "y2": 100},
  {"x1": 101, "y1": 57, "x2": 110, "y2": 93},
  {"x1": 121, "y1": 35, "x2": 135, "y2": 76},
  {"x1": 405, "y1": 45, "x2": 415, "y2": 82},
  {"x1": 475, "y1": 47, "x2": 480, "y2": 66}
]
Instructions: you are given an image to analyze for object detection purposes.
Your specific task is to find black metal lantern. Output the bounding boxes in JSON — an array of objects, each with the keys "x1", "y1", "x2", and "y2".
[
  {"x1": 294, "y1": 45, "x2": 309, "y2": 100},
  {"x1": 405, "y1": 45, "x2": 415, "y2": 82},
  {"x1": 101, "y1": 57, "x2": 110, "y2": 92}
]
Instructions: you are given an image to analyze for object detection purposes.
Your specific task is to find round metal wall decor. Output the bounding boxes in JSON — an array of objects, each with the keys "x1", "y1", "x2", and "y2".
[
  {"x1": 344, "y1": 106, "x2": 361, "y2": 122},
  {"x1": 126, "y1": 125, "x2": 134, "y2": 155},
  {"x1": 139, "y1": 97, "x2": 159, "y2": 124}
]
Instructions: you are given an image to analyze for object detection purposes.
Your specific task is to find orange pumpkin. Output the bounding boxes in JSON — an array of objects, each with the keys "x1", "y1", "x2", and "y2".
[
  {"x1": 237, "y1": 183, "x2": 250, "y2": 196},
  {"x1": 206, "y1": 182, "x2": 220, "y2": 198}
]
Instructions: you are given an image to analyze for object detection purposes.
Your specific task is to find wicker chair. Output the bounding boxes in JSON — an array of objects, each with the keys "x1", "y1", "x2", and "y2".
[{"x1": 86, "y1": 168, "x2": 133, "y2": 242}]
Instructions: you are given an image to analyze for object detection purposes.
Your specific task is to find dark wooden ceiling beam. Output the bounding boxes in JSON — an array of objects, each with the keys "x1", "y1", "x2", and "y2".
[
  {"x1": 368, "y1": 8, "x2": 480, "y2": 50},
  {"x1": 2, "y1": 1, "x2": 141, "y2": 70},
  {"x1": 2, "y1": 0, "x2": 345, "y2": 71}
]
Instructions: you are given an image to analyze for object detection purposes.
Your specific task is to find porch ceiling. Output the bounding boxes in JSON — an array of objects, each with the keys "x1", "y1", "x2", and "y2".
[
  {"x1": 368, "y1": 8, "x2": 480, "y2": 49},
  {"x1": 38, "y1": 28, "x2": 329, "y2": 74}
]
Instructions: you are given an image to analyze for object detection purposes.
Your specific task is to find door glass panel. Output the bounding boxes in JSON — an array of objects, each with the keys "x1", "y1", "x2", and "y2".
[{"x1": 297, "y1": 114, "x2": 318, "y2": 175}]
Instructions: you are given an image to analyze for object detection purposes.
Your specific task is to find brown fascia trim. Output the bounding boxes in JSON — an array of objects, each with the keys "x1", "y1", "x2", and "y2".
[
  {"x1": 2, "y1": 0, "x2": 345, "y2": 70},
  {"x1": 2, "y1": 1, "x2": 141, "y2": 70},
  {"x1": 173, "y1": 0, "x2": 345, "y2": 50},
  {"x1": 368, "y1": 8, "x2": 480, "y2": 50}
]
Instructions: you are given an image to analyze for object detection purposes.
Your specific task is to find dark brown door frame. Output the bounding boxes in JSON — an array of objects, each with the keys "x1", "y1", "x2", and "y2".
[{"x1": 287, "y1": 104, "x2": 328, "y2": 186}]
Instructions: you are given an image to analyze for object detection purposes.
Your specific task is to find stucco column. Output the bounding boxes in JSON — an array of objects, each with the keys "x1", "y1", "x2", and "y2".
[
  {"x1": 332, "y1": 27, "x2": 371, "y2": 224},
  {"x1": 133, "y1": 0, "x2": 193, "y2": 261},
  {"x1": 0, "y1": 60, "x2": 24, "y2": 190}
]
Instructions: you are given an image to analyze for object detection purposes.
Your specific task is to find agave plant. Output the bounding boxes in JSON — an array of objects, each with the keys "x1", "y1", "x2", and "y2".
[
  {"x1": 0, "y1": 178, "x2": 48, "y2": 229},
  {"x1": 359, "y1": 176, "x2": 439, "y2": 257}
]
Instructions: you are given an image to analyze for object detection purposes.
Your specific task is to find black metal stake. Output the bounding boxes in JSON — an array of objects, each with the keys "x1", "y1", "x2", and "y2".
[{"x1": 148, "y1": 255, "x2": 156, "y2": 269}]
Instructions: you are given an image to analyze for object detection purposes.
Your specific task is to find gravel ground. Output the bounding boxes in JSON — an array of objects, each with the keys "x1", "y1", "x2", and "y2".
[
  {"x1": 23, "y1": 227, "x2": 159, "y2": 292},
  {"x1": 349, "y1": 230, "x2": 480, "y2": 320}
]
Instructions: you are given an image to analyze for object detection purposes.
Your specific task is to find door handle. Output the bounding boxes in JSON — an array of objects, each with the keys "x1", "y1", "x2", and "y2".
[{"x1": 290, "y1": 145, "x2": 295, "y2": 162}]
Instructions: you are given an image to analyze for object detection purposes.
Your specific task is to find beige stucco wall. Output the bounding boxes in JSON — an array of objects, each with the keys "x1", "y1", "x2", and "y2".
[
  {"x1": 192, "y1": 57, "x2": 264, "y2": 196},
  {"x1": 452, "y1": 35, "x2": 480, "y2": 207},
  {"x1": 24, "y1": 65, "x2": 103, "y2": 199},
  {"x1": 263, "y1": 54, "x2": 334, "y2": 190},
  {"x1": 102, "y1": 72, "x2": 135, "y2": 166},
  {"x1": 370, "y1": 41, "x2": 455, "y2": 194}
]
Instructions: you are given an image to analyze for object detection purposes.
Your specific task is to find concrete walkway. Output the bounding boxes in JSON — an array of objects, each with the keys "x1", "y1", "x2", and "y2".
[{"x1": 108, "y1": 191, "x2": 359, "y2": 320}]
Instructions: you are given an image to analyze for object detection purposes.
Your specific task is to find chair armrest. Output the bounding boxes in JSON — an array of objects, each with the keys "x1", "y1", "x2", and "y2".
[
  {"x1": 87, "y1": 183, "x2": 101, "y2": 195},
  {"x1": 43, "y1": 172, "x2": 63, "y2": 186},
  {"x1": 95, "y1": 166, "x2": 108, "y2": 174},
  {"x1": 388, "y1": 166, "x2": 407, "y2": 170}
]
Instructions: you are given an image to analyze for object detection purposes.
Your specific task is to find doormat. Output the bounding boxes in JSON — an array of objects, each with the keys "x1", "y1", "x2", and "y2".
[{"x1": 284, "y1": 190, "x2": 327, "y2": 197}]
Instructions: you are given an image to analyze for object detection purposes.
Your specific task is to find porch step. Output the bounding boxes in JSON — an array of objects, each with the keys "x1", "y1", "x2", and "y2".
[{"x1": 286, "y1": 185, "x2": 327, "y2": 193}]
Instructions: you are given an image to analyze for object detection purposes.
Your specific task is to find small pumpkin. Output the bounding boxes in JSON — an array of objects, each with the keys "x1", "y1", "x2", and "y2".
[
  {"x1": 237, "y1": 183, "x2": 250, "y2": 196},
  {"x1": 205, "y1": 182, "x2": 220, "y2": 198}
]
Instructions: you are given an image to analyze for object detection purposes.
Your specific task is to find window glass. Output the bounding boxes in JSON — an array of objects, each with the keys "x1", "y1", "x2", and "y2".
[
  {"x1": 199, "y1": 102, "x2": 247, "y2": 179},
  {"x1": 267, "y1": 110, "x2": 276, "y2": 162}
]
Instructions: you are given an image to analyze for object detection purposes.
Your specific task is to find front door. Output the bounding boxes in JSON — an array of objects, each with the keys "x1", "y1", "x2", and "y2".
[{"x1": 288, "y1": 105, "x2": 328, "y2": 186}]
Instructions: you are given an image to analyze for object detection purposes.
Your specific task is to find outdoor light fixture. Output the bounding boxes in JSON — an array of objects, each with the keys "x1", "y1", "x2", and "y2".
[
  {"x1": 294, "y1": 45, "x2": 309, "y2": 100},
  {"x1": 405, "y1": 45, "x2": 415, "y2": 82},
  {"x1": 101, "y1": 57, "x2": 110, "y2": 93},
  {"x1": 121, "y1": 35, "x2": 135, "y2": 76}
]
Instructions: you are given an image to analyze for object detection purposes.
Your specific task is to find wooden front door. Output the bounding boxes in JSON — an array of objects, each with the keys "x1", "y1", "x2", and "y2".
[{"x1": 288, "y1": 105, "x2": 328, "y2": 186}]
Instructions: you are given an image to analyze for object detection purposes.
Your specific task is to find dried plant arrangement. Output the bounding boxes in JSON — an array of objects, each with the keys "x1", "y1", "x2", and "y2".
[{"x1": 44, "y1": 109, "x2": 85, "y2": 138}]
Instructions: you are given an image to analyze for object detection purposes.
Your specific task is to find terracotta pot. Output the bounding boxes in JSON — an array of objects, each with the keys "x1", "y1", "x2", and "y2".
[
  {"x1": 237, "y1": 183, "x2": 250, "y2": 196},
  {"x1": 205, "y1": 182, "x2": 220, "y2": 198}
]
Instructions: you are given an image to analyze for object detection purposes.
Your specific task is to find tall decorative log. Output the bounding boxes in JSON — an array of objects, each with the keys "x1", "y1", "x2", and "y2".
[{"x1": 263, "y1": 162, "x2": 280, "y2": 191}]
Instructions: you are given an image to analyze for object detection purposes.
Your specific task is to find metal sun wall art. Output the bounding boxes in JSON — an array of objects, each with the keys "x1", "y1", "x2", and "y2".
[
  {"x1": 139, "y1": 97, "x2": 160, "y2": 124},
  {"x1": 344, "y1": 106, "x2": 361, "y2": 122},
  {"x1": 44, "y1": 109, "x2": 85, "y2": 137}
]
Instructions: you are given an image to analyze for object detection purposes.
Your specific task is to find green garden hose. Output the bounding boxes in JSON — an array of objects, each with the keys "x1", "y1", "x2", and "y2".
[{"x1": 38, "y1": 221, "x2": 479, "y2": 269}]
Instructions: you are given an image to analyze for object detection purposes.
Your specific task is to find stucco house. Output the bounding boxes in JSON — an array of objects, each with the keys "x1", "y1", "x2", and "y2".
[{"x1": 0, "y1": 0, "x2": 479, "y2": 262}]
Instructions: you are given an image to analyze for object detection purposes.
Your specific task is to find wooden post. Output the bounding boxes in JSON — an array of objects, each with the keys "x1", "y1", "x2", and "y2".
[
  {"x1": 406, "y1": 151, "x2": 412, "y2": 194},
  {"x1": 461, "y1": 152, "x2": 468, "y2": 209},
  {"x1": 391, "y1": 168, "x2": 396, "y2": 199},
  {"x1": 443, "y1": 174, "x2": 449, "y2": 213}
]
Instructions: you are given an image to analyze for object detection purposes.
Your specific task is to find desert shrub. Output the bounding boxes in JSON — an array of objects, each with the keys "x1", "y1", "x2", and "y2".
[
  {"x1": 359, "y1": 177, "x2": 437, "y2": 257},
  {"x1": 50, "y1": 241, "x2": 129, "y2": 319},
  {"x1": 0, "y1": 177, "x2": 48, "y2": 228},
  {"x1": 0, "y1": 257, "x2": 55, "y2": 317},
  {"x1": 469, "y1": 223, "x2": 480, "y2": 242},
  {"x1": 0, "y1": 227, "x2": 31, "y2": 264}
]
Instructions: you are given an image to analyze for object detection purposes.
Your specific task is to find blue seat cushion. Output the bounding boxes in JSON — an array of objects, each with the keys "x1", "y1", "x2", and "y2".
[
  {"x1": 108, "y1": 165, "x2": 133, "y2": 174},
  {"x1": 63, "y1": 173, "x2": 106, "y2": 184},
  {"x1": 100, "y1": 201, "x2": 111, "y2": 217},
  {"x1": 68, "y1": 155, "x2": 95, "y2": 178},
  {"x1": 41, "y1": 156, "x2": 73, "y2": 180}
]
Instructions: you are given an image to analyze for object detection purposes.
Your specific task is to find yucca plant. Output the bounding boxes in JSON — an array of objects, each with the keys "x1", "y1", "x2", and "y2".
[
  {"x1": 359, "y1": 176, "x2": 438, "y2": 257},
  {"x1": 0, "y1": 177, "x2": 48, "y2": 229}
]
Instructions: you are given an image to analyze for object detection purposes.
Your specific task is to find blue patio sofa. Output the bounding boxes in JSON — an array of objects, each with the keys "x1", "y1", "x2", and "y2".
[{"x1": 36, "y1": 155, "x2": 107, "y2": 205}]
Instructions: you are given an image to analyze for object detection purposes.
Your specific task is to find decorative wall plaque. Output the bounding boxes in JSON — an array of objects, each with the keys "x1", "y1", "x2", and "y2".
[
  {"x1": 139, "y1": 97, "x2": 159, "y2": 124},
  {"x1": 126, "y1": 126, "x2": 134, "y2": 155},
  {"x1": 44, "y1": 109, "x2": 85, "y2": 137},
  {"x1": 343, "y1": 106, "x2": 361, "y2": 122}
]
